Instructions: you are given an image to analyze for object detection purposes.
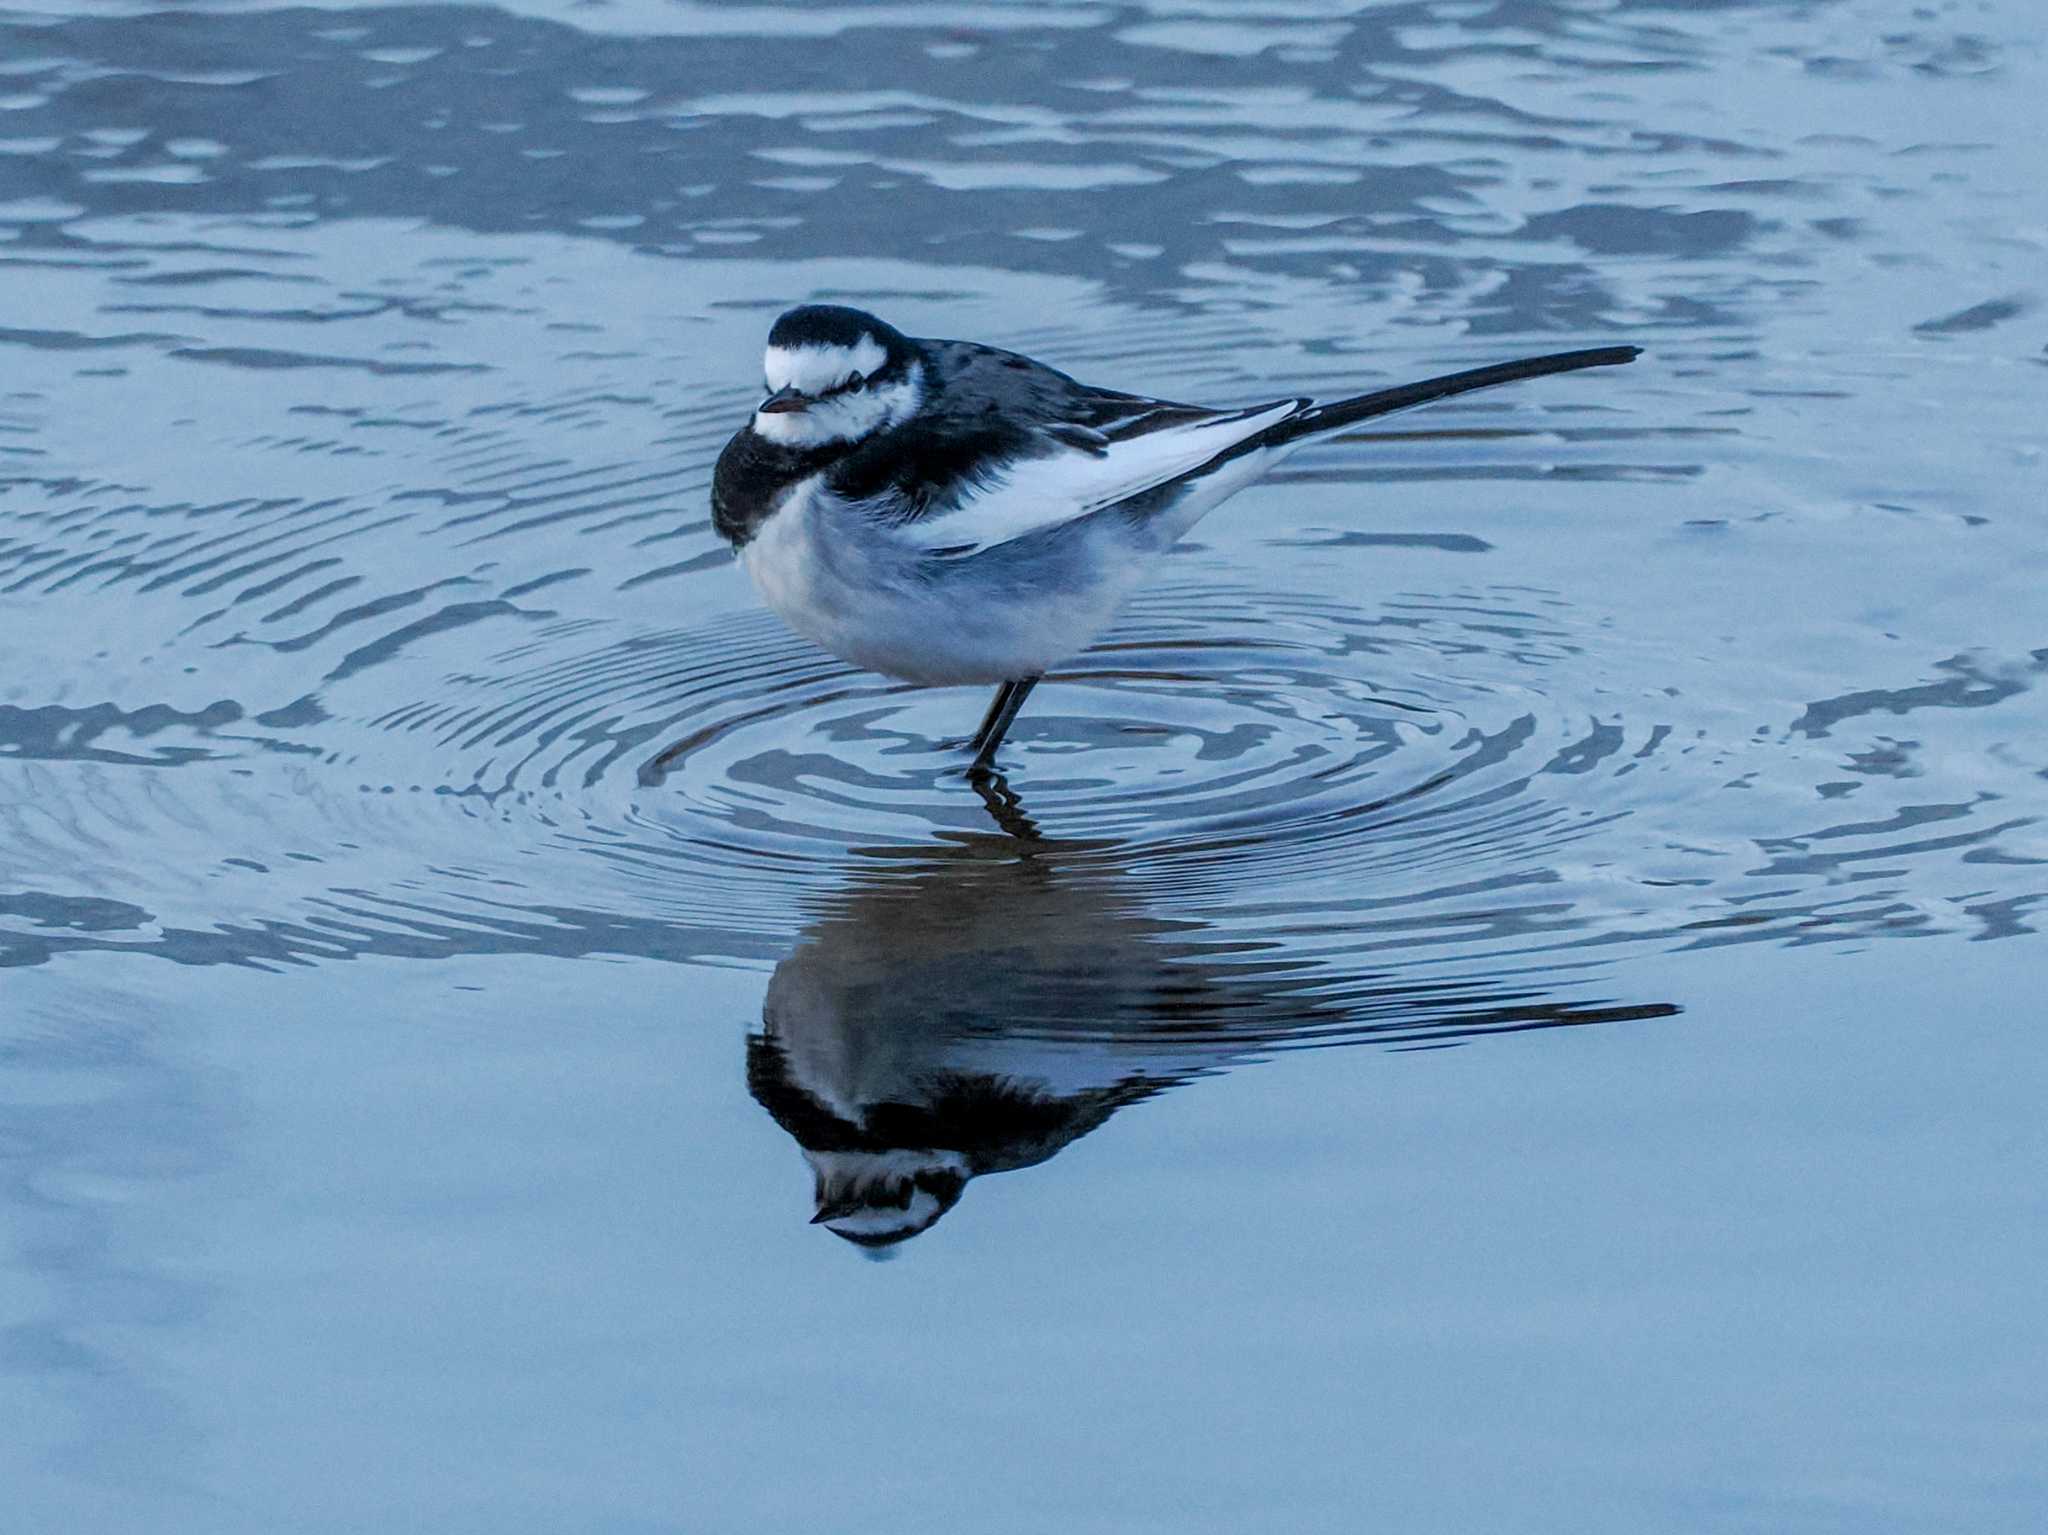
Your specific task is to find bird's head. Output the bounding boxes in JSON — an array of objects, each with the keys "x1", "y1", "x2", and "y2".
[
  {"x1": 752, "y1": 304, "x2": 924, "y2": 449},
  {"x1": 805, "y1": 1149, "x2": 969, "y2": 1254}
]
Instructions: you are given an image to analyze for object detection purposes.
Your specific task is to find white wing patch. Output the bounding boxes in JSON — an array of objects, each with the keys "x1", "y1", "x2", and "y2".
[{"x1": 900, "y1": 399, "x2": 1304, "y2": 557}]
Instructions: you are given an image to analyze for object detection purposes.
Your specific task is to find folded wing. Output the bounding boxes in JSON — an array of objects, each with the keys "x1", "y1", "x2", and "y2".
[{"x1": 897, "y1": 397, "x2": 1307, "y2": 558}]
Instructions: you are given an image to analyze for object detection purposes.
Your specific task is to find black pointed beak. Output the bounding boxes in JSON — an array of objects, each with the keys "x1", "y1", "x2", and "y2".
[
  {"x1": 758, "y1": 386, "x2": 807, "y2": 414},
  {"x1": 811, "y1": 1187, "x2": 885, "y2": 1224}
]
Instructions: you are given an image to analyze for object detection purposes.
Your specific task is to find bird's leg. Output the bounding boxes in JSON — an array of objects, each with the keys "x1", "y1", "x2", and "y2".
[
  {"x1": 967, "y1": 680, "x2": 1019, "y2": 755},
  {"x1": 966, "y1": 675, "x2": 1041, "y2": 775}
]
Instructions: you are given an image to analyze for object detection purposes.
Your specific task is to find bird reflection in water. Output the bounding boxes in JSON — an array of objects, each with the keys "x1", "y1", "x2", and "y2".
[{"x1": 749, "y1": 799, "x2": 1677, "y2": 1251}]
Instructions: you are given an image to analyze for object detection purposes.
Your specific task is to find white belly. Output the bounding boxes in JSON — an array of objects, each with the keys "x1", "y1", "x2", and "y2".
[{"x1": 741, "y1": 483, "x2": 1145, "y2": 685}]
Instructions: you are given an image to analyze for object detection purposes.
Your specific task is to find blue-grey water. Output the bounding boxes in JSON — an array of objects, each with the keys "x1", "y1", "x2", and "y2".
[{"x1": 3, "y1": 1, "x2": 2045, "y2": 1528}]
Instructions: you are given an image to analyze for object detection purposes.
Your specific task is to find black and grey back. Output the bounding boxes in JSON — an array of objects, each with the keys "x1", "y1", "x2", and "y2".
[{"x1": 712, "y1": 307, "x2": 1641, "y2": 551}]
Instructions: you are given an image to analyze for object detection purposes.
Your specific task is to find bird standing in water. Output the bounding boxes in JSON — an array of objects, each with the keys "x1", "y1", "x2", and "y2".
[{"x1": 712, "y1": 305, "x2": 1638, "y2": 777}]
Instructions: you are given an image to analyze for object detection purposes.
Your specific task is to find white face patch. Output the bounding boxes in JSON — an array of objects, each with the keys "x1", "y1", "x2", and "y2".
[
  {"x1": 819, "y1": 1189, "x2": 947, "y2": 1242},
  {"x1": 753, "y1": 351, "x2": 924, "y2": 448},
  {"x1": 804, "y1": 1148, "x2": 966, "y2": 1245},
  {"x1": 763, "y1": 338, "x2": 889, "y2": 395}
]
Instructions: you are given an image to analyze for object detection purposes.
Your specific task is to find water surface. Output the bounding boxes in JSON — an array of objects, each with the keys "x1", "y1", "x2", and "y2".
[{"x1": 3, "y1": 1, "x2": 2045, "y2": 1529}]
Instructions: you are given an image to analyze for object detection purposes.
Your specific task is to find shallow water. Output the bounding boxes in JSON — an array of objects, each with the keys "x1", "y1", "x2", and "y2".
[{"x1": 3, "y1": 0, "x2": 2045, "y2": 1528}]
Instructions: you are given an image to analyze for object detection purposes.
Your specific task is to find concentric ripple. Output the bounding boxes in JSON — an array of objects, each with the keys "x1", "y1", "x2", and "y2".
[
  {"x1": 356, "y1": 573, "x2": 1667, "y2": 945},
  {"x1": 2, "y1": 0, "x2": 2044, "y2": 987}
]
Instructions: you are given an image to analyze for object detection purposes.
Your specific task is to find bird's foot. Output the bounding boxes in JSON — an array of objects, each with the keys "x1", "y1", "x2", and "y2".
[{"x1": 965, "y1": 763, "x2": 1040, "y2": 842}]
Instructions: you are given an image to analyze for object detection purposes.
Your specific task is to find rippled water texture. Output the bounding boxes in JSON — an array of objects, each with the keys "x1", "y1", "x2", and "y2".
[{"x1": 3, "y1": 2, "x2": 2045, "y2": 1529}]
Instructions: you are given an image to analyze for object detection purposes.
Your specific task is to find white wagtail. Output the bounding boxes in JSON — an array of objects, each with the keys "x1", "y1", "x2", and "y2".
[
  {"x1": 748, "y1": 836, "x2": 1233, "y2": 1249},
  {"x1": 713, "y1": 305, "x2": 1639, "y2": 775}
]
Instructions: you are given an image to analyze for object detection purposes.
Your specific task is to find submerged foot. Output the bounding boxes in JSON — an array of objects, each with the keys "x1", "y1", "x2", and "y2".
[{"x1": 966, "y1": 762, "x2": 1040, "y2": 841}]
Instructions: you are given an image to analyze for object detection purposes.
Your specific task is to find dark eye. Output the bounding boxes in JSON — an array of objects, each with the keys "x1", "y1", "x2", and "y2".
[{"x1": 844, "y1": 371, "x2": 865, "y2": 393}]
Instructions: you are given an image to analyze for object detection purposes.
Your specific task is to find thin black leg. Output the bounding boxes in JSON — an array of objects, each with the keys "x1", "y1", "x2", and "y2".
[
  {"x1": 968, "y1": 680, "x2": 1019, "y2": 755},
  {"x1": 967, "y1": 675, "x2": 1040, "y2": 775}
]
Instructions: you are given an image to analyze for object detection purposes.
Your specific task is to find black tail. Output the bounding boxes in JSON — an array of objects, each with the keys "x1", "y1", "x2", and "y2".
[{"x1": 1268, "y1": 345, "x2": 1641, "y2": 448}]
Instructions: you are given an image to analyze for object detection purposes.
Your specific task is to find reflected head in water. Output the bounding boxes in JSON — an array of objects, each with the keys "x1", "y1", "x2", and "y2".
[
  {"x1": 748, "y1": 831, "x2": 1676, "y2": 1251},
  {"x1": 747, "y1": 1040, "x2": 1147, "y2": 1251}
]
